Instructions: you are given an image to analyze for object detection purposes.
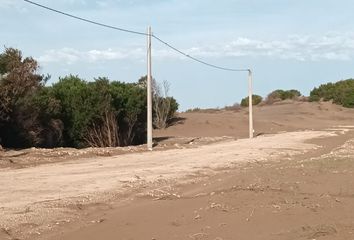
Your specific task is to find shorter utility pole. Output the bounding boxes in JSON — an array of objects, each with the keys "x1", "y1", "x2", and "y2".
[
  {"x1": 248, "y1": 69, "x2": 254, "y2": 139},
  {"x1": 147, "y1": 26, "x2": 153, "y2": 150}
]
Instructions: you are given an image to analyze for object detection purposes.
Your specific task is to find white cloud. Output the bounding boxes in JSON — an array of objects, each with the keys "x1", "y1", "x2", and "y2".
[
  {"x1": 37, "y1": 33, "x2": 354, "y2": 65},
  {"x1": 37, "y1": 48, "x2": 146, "y2": 65},
  {"x1": 38, "y1": 48, "x2": 80, "y2": 65},
  {"x1": 186, "y1": 33, "x2": 354, "y2": 61}
]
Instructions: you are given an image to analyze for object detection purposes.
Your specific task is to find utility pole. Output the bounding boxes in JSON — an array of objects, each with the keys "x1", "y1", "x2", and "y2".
[
  {"x1": 248, "y1": 69, "x2": 254, "y2": 138},
  {"x1": 147, "y1": 26, "x2": 153, "y2": 150}
]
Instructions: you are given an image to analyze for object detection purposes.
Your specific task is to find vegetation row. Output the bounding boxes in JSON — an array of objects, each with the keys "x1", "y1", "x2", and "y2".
[{"x1": 0, "y1": 47, "x2": 178, "y2": 148}]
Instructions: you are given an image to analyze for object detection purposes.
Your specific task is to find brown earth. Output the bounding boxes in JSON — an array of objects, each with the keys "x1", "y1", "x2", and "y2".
[
  {"x1": 155, "y1": 100, "x2": 354, "y2": 139},
  {"x1": 1, "y1": 101, "x2": 354, "y2": 240}
]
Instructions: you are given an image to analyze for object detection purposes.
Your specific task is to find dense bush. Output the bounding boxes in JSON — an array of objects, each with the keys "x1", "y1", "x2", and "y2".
[
  {"x1": 240, "y1": 95, "x2": 263, "y2": 107},
  {"x1": 309, "y1": 79, "x2": 354, "y2": 108},
  {"x1": 109, "y1": 79, "x2": 147, "y2": 146},
  {"x1": 32, "y1": 76, "x2": 150, "y2": 148},
  {"x1": 266, "y1": 89, "x2": 301, "y2": 103},
  {"x1": 0, "y1": 48, "x2": 179, "y2": 148}
]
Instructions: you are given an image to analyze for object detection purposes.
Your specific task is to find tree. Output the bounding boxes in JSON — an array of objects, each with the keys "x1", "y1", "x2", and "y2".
[
  {"x1": 109, "y1": 80, "x2": 147, "y2": 146},
  {"x1": 240, "y1": 95, "x2": 263, "y2": 107},
  {"x1": 153, "y1": 80, "x2": 173, "y2": 129},
  {"x1": 266, "y1": 89, "x2": 301, "y2": 104},
  {"x1": 136, "y1": 75, "x2": 179, "y2": 129},
  {"x1": 0, "y1": 47, "x2": 51, "y2": 147},
  {"x1": 309, "y1": 79, "x2": 354, "y2": 108},
  {"x1": 49, "y1": 75, "x2": 113, "y2": 147},
  {"x1": 0, "y1": 47, "x2": 48, "y2": 121},
  {"x1": 83, "y1": 78, "x2": 119, "y2": 147}
]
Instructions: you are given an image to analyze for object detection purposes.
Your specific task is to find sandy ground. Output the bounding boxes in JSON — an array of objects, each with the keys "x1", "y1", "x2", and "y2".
[
  {"x1": 55, "y1": 130, "x2": 354, "y2": 240},
  {"x1": 155, "y1": 100, "x2": 354, "y2": 139},
  {"x1": 1, "y1": 101, "x2": 354, "y2": 240}
]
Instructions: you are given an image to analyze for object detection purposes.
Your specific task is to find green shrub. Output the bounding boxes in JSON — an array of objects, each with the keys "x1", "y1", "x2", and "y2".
[
  {"x1": 309, "y1": 79, "x2": 354, "y2": 108},
  {"x1": 109, "y1": 80, "x2": 147, "y2": 146},
  {"x1": 342, "y1": 91, "x2": 354, "y2": 108},
  {"x1": 167, "y1": 97, "x2": 179, "y2": 120},
  {"x1": 240, "y1": 95, "x2": 263, "y2": 107},
  {"x1": 48, "y1": 75, "x2": 104, "y2": 147},
  {"x1": 185, "y1": 108, "x2": 201, "y2": 113},
  {"x1": 283, "y1": 89, "x2": 301, "y2": 99},
  {"x1": 46, "y1": 76, "x2": 149, "y2": 147},
  {"x1": 267, "y1": 89, "x2": 301, "y2": 103}
]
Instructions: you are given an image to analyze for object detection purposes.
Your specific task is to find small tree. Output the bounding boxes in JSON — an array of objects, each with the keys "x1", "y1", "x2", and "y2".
[
  {"x1": 0, "y1": 47, "x2": 51, "y2": 147},
  {"x1": 240, "y1": 94, "x2": 263, "y2": 107},
  {"x1": 266, "y1": 89, "x2": 301, "y2": 104},
  {"x1": 84, "y1": 110, "x2": 119, "y2": 147},
  {"x1": 110, "y1": 80, "x2": 147, "y2": 146},
  {"x1": 153, "y1": 80, "x2": 173, "y2": 129},
  {"x1": 83, "y1": 78, "x2": 119, "y2": 147},
  {"x1": 309, "y1": 79, "x2": 354, "y2": 108},
  {"x1": 137, "y1": 76, "x2": 178, "y2": 129},
  {"x1": 0, "y1": 47, "x2": 48, "y2": 122}
]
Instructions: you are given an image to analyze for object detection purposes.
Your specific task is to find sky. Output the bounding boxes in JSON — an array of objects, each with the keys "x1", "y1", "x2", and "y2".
[{"x1": 2, "y1": 0, "x2": 354, "y2": 110}]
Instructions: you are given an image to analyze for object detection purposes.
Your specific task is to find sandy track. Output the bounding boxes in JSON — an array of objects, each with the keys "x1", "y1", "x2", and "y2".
[
  {"x1": 0, "y1": 129, "x2": 348, "y2": 239},
  {"x1": 55, "y1": 128, "x2": 354, "y2": 240},
  {"x1": 0, "y1": 131, "x2": 335, "y2": 208}
]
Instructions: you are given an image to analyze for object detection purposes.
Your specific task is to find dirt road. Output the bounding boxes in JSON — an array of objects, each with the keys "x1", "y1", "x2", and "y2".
[
  {"x1": 1, "y1": 127, "x2": 354, "y2": 239},
  {"x1": 54, "y1": 129, "x2": 354, "y2": 240}
]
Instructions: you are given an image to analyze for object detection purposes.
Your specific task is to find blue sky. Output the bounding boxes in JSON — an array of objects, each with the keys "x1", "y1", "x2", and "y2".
[{"x1": 2, "y1": 0, "x2": 354, "y2": 110}]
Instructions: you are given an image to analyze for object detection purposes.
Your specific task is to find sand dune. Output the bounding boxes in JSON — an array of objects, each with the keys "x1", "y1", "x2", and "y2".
[{"x1": 155, "y1": 101, "x2": 354, "y2": 139}]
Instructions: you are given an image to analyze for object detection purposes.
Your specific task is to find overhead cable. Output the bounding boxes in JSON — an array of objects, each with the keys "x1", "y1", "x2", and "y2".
[
  {"x1": 23, "y1": 0, "x2": 147, "y2": 36},
  {"x1": 23, "y1": 0, "x2": 249, "y2": 72},
  {"x1": 152, "y1": 34, "x2": 249, "y2": 72}
]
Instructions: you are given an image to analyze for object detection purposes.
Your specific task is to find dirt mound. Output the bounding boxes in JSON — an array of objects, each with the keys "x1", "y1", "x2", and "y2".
[{"x1": 155, "y1": 101, "x2": 354, "y2": 139}]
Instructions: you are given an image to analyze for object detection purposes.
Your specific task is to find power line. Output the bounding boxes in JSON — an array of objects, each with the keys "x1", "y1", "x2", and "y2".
[
  {"x1": 23, "y1": 0, "x2": 147, "y2": 36},
  {"x1": 152, "y1": 35, "x2": 248, "y2": 72},
  {"x1": 23, "y1": 0, "x2": 249, "y2": 72}
]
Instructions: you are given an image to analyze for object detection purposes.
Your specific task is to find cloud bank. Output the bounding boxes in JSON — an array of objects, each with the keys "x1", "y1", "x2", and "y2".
[
  {"x1": 207, "y1": 34, "x2": 354, "y2": 61},
  {"x1": 37, "y1": 33, "x2": 354, "y2": 65}
]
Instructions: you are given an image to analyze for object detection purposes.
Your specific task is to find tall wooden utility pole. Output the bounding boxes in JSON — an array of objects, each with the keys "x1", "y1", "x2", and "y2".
[
  {"x1": 248, "y1": 69, "x2": 254, "y2": 138},
  {"x1": 147, "y1": 26, "x2": 153, "y2": 150}
]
